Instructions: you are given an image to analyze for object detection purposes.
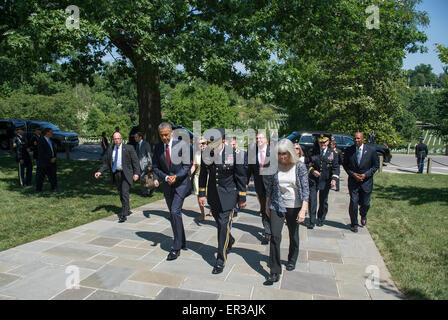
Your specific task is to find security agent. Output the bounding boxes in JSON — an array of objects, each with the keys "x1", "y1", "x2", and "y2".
[
  {"x1": 198, "y1": 128, "x2": 247, "y2": 274},
  {"x1": 306, "y1": 134, "x2": 340, "y2": 228},
  {"x1": 29, "y1": 126, "x2": 42, "y2": 183},
  {"x1": 13, "y1": 125, "x2": 32, "y2": 186},
  {"x1": 415, "y1": 137, "x2": 428, "y2": 174}
]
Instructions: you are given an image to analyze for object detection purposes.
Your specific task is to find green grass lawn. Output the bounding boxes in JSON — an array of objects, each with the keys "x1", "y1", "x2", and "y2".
[
  {"x1": 0, "y1": 154, "x2": 165, "y2": 252},
  {"x1": 369, "y1": 173, "x2": 448, "y2": 300}
]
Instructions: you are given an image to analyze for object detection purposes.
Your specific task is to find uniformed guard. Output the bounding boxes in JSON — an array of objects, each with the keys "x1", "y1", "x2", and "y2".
[
  {"x1": 306, "y1": 134, "x2": 340, "y2": 228},
  {"x1": 29, "y1": 125, "x2": 42, "y2": 183},
  {"x1": 13, "y1": 125, "x2": 32, "y2": 186},
  {"x1": 198, "y1": 128, "x2": 247, "y2": 274},
  {"x1": 415, "y1": 137, "x2": 428, "y2": 174}
]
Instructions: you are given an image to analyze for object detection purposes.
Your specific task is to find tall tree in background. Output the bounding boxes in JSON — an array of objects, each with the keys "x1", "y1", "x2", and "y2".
[{"x1": 1, "y1": 0, "x2": 281, "y2": 142}]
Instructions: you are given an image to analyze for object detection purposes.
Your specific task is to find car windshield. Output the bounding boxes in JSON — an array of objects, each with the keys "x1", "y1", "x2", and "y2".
[
  {"x1": 300, "y1": 135, "x2": 314, "y2": 144},
  {"x1": 334, "y1": 136, "x2": 343, "y2": 144},
  {"x1": 39, "y1": 122, "x2": 60, "y2": 131},
  {"x1": 344, "y1": 136, "x2": 354, "y2": 146}
]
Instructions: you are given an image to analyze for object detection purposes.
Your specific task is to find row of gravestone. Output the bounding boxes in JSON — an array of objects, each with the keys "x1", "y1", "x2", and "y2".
[{"x1": 392, "y1": 148, "x2": 446, "y2": 154}]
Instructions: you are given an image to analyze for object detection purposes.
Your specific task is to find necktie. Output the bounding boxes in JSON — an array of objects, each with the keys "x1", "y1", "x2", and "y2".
[
  {"x1": 166, "y1": 144, "x2": 171, "y2": 168},
  {"x1": 357, "y1": 147, "x2": 362, "y2": 165},
  {"x1": 260, "y1": 149, "x2": 265, "y2": 168},
  {"x1": 112, "y1": 146, "x2": 118, "y2": 173}
]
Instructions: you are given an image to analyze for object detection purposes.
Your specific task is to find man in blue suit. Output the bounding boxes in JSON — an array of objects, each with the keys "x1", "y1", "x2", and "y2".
[
  {"x1": 153, "y1": 122, "x2": 192, "y2": 261},
  {"x1": 343, "y1": 131, "x2": 379, "y2": 232}
]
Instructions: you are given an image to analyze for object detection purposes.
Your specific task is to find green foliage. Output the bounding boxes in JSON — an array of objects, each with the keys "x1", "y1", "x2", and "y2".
[{"x1": 408, "y1": 64, "x2": 439, "y2": 87}]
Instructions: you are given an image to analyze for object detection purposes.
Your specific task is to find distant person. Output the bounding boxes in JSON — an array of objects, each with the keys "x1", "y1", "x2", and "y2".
[
  {"x1": 294, "y1": 143, "x2": 305, "y2": 163},
  {"x1": 100, "y1": 131, "x2": 109, "y2": 160},
  {"x1": 29, "y1": 125, "x2": 42, "y2": 183},
  {"x1": 231, "y1": 137, "x2": 248, "y2": 218},
  {"x1": 191, "y1": 137, "x2": 207, "y2": 221},
  {"x1": 94, "y1": 132, "x2": 140, "y2": 223},
  {"x1": 342, "y1": 131, "x2": 379, "y2": 233},
  {"x1": 329, "y1": 141, "x2": 343, "y2": 192},
  {"x1": 13, "y1": 125, "x2": 32, "y2": 187},
  {"x1": 36, "y1": 127, "x2": 58, "y2": 192},
  {"x1": 368, "y1": 131, "x2": 376, "y2": 144},
  {"x1": 415, "y1": 137, "x2": 428, "y2": 174},
  {"x1": 134, "y1": 132, "x2": 158, "y2": 197}
]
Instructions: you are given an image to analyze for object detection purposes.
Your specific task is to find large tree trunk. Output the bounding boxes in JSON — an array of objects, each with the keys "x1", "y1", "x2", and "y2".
[{"x1": 136, "y1": 62, "x2": 162, "y2": 145}]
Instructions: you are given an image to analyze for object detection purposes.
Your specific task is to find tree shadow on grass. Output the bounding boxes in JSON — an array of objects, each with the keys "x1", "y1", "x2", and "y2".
[{"x1": 373, "y1": 184, "x2": 448, "y2": 206}]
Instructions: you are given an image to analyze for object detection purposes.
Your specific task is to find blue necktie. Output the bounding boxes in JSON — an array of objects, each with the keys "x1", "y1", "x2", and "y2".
[
  {"x1": 112, "y1": 146, "x2": 118, "y2": 173},
  {"x1": 357, "y1": 147, "x2": 362, "y2": 165}
]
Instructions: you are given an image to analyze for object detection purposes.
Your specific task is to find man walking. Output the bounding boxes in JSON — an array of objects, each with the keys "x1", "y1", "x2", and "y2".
[
  {"x1": 306, "y1": 135, "x2": 339, "y2": 228},
  {"x1": 134, "y1": 131, "x2": 158, "y2": 197},
  {"x1": 415, "y1": 137, "x2": 428, "y2": 174},
  {"x1": 198, "y1": 128, "x2": 247, "y2": 274},
  {"x1": 152, "y1": 122, "x2": 192, "y2": 261},
  {"x1": 94, "y1": 132, "x2": 140, "y2": 223},
  {"x1": 343, "y1": 131, "x2": 379, "y2": 233},
  {"x1": 247, "y1": 131, "x2": 271, "y2": 244},
  {"x1": 36, "y1": 127, "x2": 58, "y2": 192}
]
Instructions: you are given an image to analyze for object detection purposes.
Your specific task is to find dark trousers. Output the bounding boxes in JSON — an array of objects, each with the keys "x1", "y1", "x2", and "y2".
[
  {"x1": 113, "y1": 171, "x2": 131, "y2": 218},
  {"x1": 269, "y1": 208, "x2": 300, "y2": 274},
  {"x1": 309, "y1": 182, "x2": 331, "y2": 224},
  {"x1": 348, "y1": 185, "x2": 371, "y2": 227},
  {"x1": 36, "y1": 164, "x2": 57, "y2": 192},
  {"x1": 18, "y1": 160, "x2": 32, "y2": 186},
  {"x1": 212, "y1": 209, "x2": 234, "y2": 266},
  {"x1": 417, "y1": 157, "x2": 425, "y2": 173},
  {"x1": 165, "y1": 189, "x2": 186, "y2": 251},
  {"x1": 257, "y1": 193, "x2": 271, "y2": 237}
]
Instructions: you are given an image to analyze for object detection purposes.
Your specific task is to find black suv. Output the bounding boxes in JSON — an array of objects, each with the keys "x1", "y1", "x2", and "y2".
[
  {"x1": 285, "y1": 131, "x2": 392, "y2": 163},
  {"x1": 25, "y1": 120, "x2": 79, "y2": 152}
]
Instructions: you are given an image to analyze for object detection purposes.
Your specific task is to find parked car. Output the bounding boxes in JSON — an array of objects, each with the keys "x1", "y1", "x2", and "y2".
[
  {"x1": 25, "y1": 120, "x2": 79, "y2": 152},
  {"x1": 285, "y1": 131, "x2": 392, "y2": 163},
  {"x1": 0, "y1": 119, "x2": 26, "y2": 150},
  {"x1": 128, "y1": 124, "x2": 195, "y2": 146}
]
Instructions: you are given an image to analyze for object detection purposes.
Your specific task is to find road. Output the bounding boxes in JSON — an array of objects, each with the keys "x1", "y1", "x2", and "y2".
[{"x1": 383, "y1": 154, "x2": 448, "y2": 175}]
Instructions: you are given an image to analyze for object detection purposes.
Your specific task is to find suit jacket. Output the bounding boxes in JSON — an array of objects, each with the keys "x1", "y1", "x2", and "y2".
[
  {"x1": 98, "y1": 143, "x2": 140, "y2": 185},
  {"x1": 343, "y1": 144, "x2": 379, "y2": 193},
  {"x1": 37, "y1": 137, "x2": 56, "y2": 168},
  {"x1": 306, "y1": 147, "x2": 340, "y2": 190},
  {"x1": 246, "y1": 144, "x2": 271, "y2": 198},
  {"x1": 152, "y1": 139, "x2": 192, "y2": 199},
  {"x1": 135, "y1": 140, "x2": 154, "y2": 178}
]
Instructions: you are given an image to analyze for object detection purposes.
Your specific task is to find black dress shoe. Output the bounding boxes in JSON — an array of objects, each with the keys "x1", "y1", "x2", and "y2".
[
  {"x1": 212, "y1": 264, "x2": 224, "y2": 274},
  {"x1": 307, "y1": 223, "x2": 315, "y2": 229},
  {"x1": 167, "y1": 250, "x2": 180, "y2": 261},
  {"x1": 317, "y1": 220, "x2": 324, "y2": 227},
  {"x1": 266, "y1": 273, "x2": 280, "y2": 283},
  {"x1": 226, "y1": 237, "x2": 235, "y2": 254},
  {"x1": 286, "y1": 263, "x2": 295, "y2": 271},
  {"x1": 118, "y1": 216, "x2": 127, "y2": 223},
  {"x1": 350, "y1": 226, "x2": 358, "y2": 233},
  {"x1": 181, "y1": 244, "x2": 187, "y2": 250},
  {"x1": 361, "y1": 217, "x2": 367, "y2": 226}
]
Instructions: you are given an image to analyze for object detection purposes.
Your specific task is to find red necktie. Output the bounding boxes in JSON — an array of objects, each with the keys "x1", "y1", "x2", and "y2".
[{"x1": 166, "y1": 144, "x2": 171, "y2": 168}]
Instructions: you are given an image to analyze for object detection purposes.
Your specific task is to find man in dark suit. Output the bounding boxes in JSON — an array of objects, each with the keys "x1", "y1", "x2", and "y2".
[
  {"x1": 343, "y1": 131, "x2": 379, "y2": 233},
  {"x1": 230, "y1": 137, "x2": 248, "y2": 218},
  {"x1": 134, "y1": 131, "x2": 159, "y2": 197},
  {"x1": 36, "y1": 127, "x2": 58, "y2": 192},
  {"x1": 199, "y1": 128, "x2": 247, "y2": 274},
  {"x1": 152, "y1": 122, "x2": 192, "y2": 261},
  {"x1": 306, "y1": 135, "x2": 340, "y2": 228},
  {"x1": 29, "y1": 125, "x2": 42, "y2": 184},
  {"x1": 94, "y1": 132, "x2": 140, "y2": 223},
  {"x1": 415, "y1": 137, "x2": 428, "y2": 174},
  {"x1": 246, "y1": 131, "x2": 271, "y2": 244}
]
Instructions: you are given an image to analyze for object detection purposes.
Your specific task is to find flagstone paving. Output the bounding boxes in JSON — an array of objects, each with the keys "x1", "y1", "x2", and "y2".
[{"x1": 0, "y1": 172, "x2": 403, "y2": 300}]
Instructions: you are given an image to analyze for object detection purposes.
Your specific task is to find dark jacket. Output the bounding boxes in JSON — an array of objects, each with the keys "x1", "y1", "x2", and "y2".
[
  {"x1": 246, "y1": 144, "x2": 271, "y2": 197},
  {"x1": 306, "y1": 147, "x2": 340, "y2": 190},
  {"x1": 343, "y1": 144, "x2": 379, "y2": 193},
  {"x1": 152, "y1": 139, "x2": 192, "y2": 199},
  {"x1": 37, "y1": 136, "x2": 56, "y2": 168},
  {"x1": 98, "y1": 143, "x2": 140, "y2": 185}
]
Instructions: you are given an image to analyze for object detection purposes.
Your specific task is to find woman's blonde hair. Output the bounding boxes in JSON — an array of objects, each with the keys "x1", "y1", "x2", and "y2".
[
  {"x1": 294, "y1": 142, "x2": 303, "y2": 157},
  {"x1": 278, "y1": 139, "x2": 299, "y2": 164}
]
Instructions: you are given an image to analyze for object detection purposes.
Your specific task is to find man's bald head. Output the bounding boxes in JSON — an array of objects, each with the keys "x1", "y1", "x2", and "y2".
[
  {"x1": 354, "y1": 131, "x2": 364, "y2": 147},
  {"x1": 112, "y1": 132, "x2": 123, "y2": 147}
]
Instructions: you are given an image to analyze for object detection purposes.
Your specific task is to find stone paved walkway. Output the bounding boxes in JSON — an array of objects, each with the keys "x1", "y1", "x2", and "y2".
[{"x1": 0, "y1": 172, "x2": 403, "y2": 300}]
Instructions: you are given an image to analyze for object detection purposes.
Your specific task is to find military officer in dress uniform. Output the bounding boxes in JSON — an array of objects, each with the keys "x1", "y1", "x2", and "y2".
[
  {"x1": 13, "y1": 125, "x2": 32, "y2": 186},
  {"x1": 29, "y1": 125, "x2": 42, "y2": 183},
  {"x1": 198, "y1": 129, "x2": 247, "y2": 274},
  {"x1": 306, "y1": 134, "x2": 340, "y2": 228}
]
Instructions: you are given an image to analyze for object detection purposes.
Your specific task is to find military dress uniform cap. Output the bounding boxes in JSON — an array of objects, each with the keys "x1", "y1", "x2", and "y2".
[
  {"x1": 317, "y1": 134, "x2": 329, "y2": 142},
  {"x1": 15, "y1": 125, "x2": 25, "y2": 131}
]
